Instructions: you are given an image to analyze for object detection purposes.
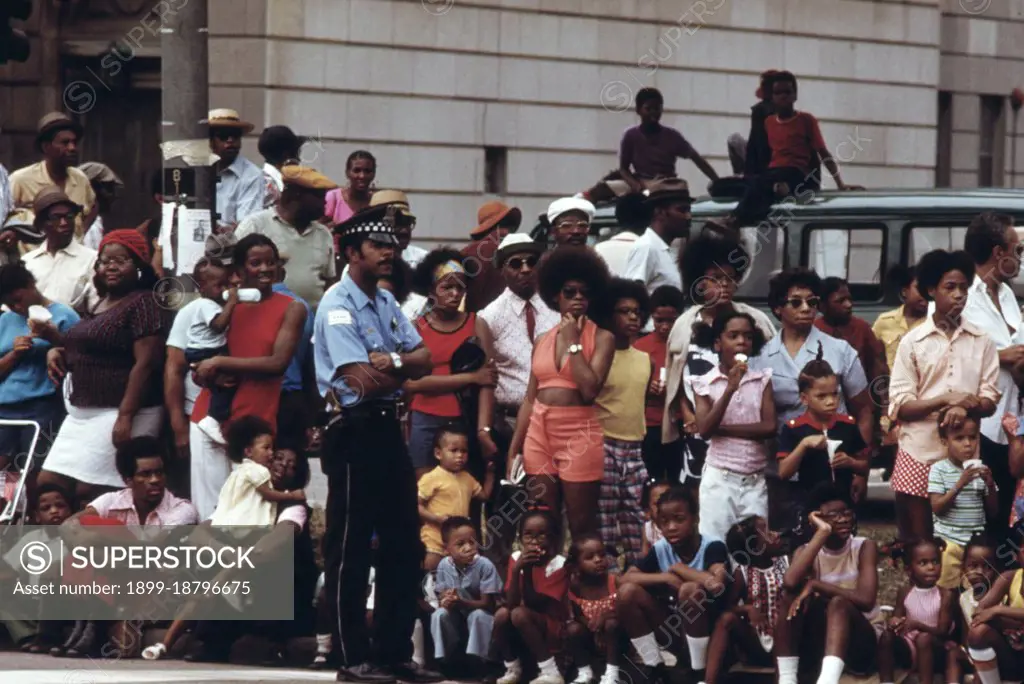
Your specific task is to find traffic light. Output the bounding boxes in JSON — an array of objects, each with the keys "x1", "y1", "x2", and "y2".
[{"x1": 0, "y1": 0, "x2": 33, "y2": 65}]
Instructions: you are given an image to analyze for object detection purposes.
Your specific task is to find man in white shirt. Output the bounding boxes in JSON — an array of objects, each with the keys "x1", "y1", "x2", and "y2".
[
  {"x1": 478, "y1": 233, "x2": 559, "y2": 565},
  {"x1": 958, "y1": 212, "x2": 1024, "y2": 529},
  {"x1": 22, "y1": 188, "x2": 97, "y2": 310},
  {"x1": 623, "y1": 178, "x2": 691, "y2": 295},
  {"x1": 595, "y1": 229, "x2": 639, "y2": 277}
]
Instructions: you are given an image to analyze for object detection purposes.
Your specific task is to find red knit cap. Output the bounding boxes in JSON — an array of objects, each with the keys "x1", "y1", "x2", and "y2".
[{"x1": 99, "y1": 228, "x2": 150, "y2": 264}]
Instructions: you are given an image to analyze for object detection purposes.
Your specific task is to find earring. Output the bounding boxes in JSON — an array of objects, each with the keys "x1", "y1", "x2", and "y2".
[{"x1": 137, "y1": 268, "x2": 143, "y2": 279}]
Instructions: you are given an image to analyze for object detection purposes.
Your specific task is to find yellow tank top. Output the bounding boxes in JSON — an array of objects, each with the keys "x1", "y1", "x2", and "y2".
[
  {"x1": 595, "y1": 347, "x2": 651, "y2": 441},
  {"x1": 1009, "y1": 569, "x2": 1024, "y2": 608}
]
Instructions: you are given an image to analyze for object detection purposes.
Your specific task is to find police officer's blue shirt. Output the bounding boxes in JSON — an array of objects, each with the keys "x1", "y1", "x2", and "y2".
[
  {"x1": 272, "y1": 282, "x2": 312, "y2": 393},
  {"x1": 313, "y1": 273, "x2": 422, "y2": 407}
]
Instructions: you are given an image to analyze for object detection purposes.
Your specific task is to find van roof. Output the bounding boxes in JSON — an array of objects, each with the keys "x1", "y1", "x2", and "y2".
[{"x1": 588, "y1": 187, "x2": 1024, "y2": 224}]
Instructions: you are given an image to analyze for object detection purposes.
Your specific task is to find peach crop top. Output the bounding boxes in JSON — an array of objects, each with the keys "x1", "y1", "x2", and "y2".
[{"x1": 533, "y1": 319, "x2": 598, "y2": 390}]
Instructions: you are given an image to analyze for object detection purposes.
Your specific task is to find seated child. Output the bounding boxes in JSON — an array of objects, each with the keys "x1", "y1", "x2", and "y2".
[
  {"x1": 418, "y1": 425, "x2": 495, "y2": 571},
  {"x1": 618, "y1": 87, "x2": 718, "y2": 193},
  {"x1": 967, "y1": 519, "x2": 1024, "y2": 684},
  {"x1": 929, "y1": 410, "x2": 996, "y2": 589},
  {"x1": 182, "y1": 257, "x2": 239, "y2": 444},
  {"x1": 777, "y1": 356, "x2": 869, "y2": 541},
  {"x1": 565, "y1": 534, "x2": 624, "y2": 684},
  {"x1": 639, "y1": 480, "x2": 670, "y2": 557},
  {"x1": 877, "y1": 537, "x2": 956, "y2": 684},
  {"x1": 210, "y1": 415, "x2": 305, "y2": 527},
  {"x1": 775, "y1": 483, "x2": 879, "y2": 684},
  {"x1": 947, "y1": 532, "x2": 1000, "y2": 684},
  {"x1": 704, "y1": 515, "x2": 789, "y2": 684},
  {"x1": 617, "y1": 486, "x2": 729, "y2": 683},
  {"x1": 431, "y1": 516, "x2": 503, "y2": 675},
  {"x1": 2, "y1": 483, "x2": 74, "y2": 653},
  {"x1": 492, "y1": 508, "x2": 568, "y2": 684},
  {"x1": 726, "y1": 71, "x2": 849, "y2": 229},
  {"x1": 691, "y1": 310, "x2": 775, "y2": 541}
]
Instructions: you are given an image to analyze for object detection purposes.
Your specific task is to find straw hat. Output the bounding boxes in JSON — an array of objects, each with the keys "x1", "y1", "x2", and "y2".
[{"x1": 207, "y1": 108, "x2": 255, "y2": 134}]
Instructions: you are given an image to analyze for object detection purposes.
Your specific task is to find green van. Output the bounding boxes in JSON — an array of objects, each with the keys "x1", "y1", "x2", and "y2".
[{"x1": 535, "y1": 188, "x2": 1024, "y2": 323}]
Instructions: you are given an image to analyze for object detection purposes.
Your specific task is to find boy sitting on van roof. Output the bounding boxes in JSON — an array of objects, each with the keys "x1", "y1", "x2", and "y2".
[
  {"x1": 618, "y1": 87, "x2": 719, "y2": 194},
  {"x1": 713, "y1": 72, "x2": 855, "y2": 234}
]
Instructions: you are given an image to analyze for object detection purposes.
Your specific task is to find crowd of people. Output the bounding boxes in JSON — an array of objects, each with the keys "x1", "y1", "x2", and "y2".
[{"x1": 0, "y1": 67, "x2": 1023, "y2": 684}]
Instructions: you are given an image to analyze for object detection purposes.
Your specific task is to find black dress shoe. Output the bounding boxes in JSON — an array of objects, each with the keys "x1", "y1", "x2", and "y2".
[
  {"x1": 336, "y1": 663, "x2": 397, "y2": 683},
  {"x1": 390, "y1": 661, "x2": 443, "y2": 683}
]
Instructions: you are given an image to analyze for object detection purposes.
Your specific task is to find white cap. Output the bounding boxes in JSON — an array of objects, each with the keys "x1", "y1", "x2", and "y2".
[{"x1": 547, "y1": 196, "x2": 595, "y2": 225}]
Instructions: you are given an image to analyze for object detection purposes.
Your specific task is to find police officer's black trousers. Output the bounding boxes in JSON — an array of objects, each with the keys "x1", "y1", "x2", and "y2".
[{"x1": 323, "y1": 406, "x2": 422, "y2": 668}]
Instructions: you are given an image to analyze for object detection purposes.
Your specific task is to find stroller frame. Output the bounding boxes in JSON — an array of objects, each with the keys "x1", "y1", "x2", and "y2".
[{"x1": 0, "y1": 419, "x2": 42, "y2": 525}]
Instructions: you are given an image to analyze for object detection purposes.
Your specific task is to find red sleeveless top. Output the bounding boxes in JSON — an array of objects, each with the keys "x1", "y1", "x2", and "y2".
[
  {"x1": 191, "y1": 292, "x2": 293, "y2": 432},
  {"x1": 411, "y1": 313, "x2": 477, "y2": 417}
]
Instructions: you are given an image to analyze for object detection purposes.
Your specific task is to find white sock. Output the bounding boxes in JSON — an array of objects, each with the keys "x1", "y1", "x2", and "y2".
[
  {"x1": 816, "y1": 655, "x2": 844, "y2": 684},
  {"x1": 777, "y1": 656, "x2": 799, "y2": 684},
  {"x1": 572, "y1": 665, "x2": 593, "y2": 683},
  {"x1": 538, "y1": 657, "x2": 559, "y2": 677},
  {"x1": 411, "y1": 619, "x2": 425, "y2": 666},
  {"x1": 685, "y1": 635, "x2": 709, "y2": 671},
  {"x1": 315, "y1": 633, "x2": 331, "y2": 655},
  {"x1": 972, "y1": 668, "x2": 1001, "y2": 684},
  {"x1": 505, "y1": 660, "x2": 522, "y2": 674},
  {"x1": 600, "y1": 665, "x2": 620, "y2": 684},
  {"x1": 630, "y1": 633, "x2": 663, "y2": 667}
]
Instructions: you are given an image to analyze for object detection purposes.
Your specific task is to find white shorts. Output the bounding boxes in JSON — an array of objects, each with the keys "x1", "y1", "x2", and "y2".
[{"x1": 697, "y1": 463, "x2": 768, "y2": 542}]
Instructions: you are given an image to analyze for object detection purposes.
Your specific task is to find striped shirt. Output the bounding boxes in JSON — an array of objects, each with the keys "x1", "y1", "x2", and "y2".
[{"x1": 928, "y1": 459, "x2": 990, "y2": 546}]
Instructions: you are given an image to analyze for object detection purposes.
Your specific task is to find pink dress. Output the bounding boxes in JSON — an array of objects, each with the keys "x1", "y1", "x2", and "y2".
[
  {"x1": 902, "y1": 585, "x2": 944, "y2": 664},
  {"x1": 324, "y1": 188, "x2": 356, "y2": 224}
]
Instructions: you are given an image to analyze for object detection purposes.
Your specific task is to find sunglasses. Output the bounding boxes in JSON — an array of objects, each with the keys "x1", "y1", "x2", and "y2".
[
  {"x1": 784, "y1": 296, "x2": 820, "y2": 310},
  {"x1": 212, "y1": 129, "x2": 241, "y2": 142},
  {"x1": 506, "y1": 255, "x2": 538, "y2": 270},
  {"x1": 562, "y1": 286, "x2": 589, "y2": 299}
]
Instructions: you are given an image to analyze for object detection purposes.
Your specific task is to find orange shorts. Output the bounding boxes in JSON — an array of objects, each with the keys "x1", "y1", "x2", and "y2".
[{"x1": 523, "y1": 402, "x2": 604, "y2": 483}]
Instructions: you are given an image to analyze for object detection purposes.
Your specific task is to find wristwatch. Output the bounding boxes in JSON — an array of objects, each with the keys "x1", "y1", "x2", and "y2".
[
  {"x1": 478, "y1": 426, "x2": 492, "y2": 434},
  {"x1": 568, "y1": 343, "x2": 583, "y2": 355},
  {"x1": 390, "y1": 352, "x2": 403, "y2": 369}
]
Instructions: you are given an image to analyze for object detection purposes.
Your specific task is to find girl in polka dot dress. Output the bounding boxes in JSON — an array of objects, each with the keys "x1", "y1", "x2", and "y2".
[
  {"x1": 565, "y1": 534, "x2": 624, "y2": 684},
  {"x1": 704, "y1": 515, "x2": 789, "y2": 684}
]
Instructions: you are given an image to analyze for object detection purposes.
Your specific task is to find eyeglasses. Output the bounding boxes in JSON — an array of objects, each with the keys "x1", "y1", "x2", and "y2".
[
  {"x1": 784, "y1": 296, "x2": 820, "y2": 310},
  {"x1": 506, "y1": 255, "x2": 538, "y2": 270},
  {"x1": 561, "y1": 286, "x2": 589, "y2": 299},
  {"x1": 98, "y1": 256, "x2": 134, "y2": 267},
  {"x1": 45, "y1": 211, "x2": 78, "y2": 225},
  {"x1": 555, "y1": 221, "x2": 589, "y2": 231},
  {"x1": 615, "y1": 306, "x2": 641, "y2": 317},
  {"x1": 818, "y1": 509, "x2": 854, "y2": 523}
]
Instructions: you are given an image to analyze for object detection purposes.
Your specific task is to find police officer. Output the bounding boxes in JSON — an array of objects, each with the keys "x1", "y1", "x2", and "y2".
[{"x1": 314, "y1": 204, "x2": 439, "y2": 683}]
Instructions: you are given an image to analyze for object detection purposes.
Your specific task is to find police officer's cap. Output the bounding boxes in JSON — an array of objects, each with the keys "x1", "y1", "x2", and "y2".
[{"x1": 335, "y1": 204, "x2": 400, "y2": 247}]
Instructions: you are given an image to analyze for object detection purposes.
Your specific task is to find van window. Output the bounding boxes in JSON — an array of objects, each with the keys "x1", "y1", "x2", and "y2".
[
  {"x1": 806, "y1": 225, "x2": 884, "y2": 286},
  {"x1": 736, "y1": 225, "x2": 786, "y2": 300},
  {"x1": 908, "y1": 226, "x2": 967, "y2": 263}
]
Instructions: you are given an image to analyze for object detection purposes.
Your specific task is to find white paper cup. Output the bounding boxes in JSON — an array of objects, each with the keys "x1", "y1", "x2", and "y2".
[
  {"x1": 27, "y1": 305, "x2": 52, "y2": 323},
  {"x1": 826, "y1": 439, "x2": 843, "y2": 462},
  {"x1": 964, "y1": 459, "x2": 985, "y2": 471}
]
